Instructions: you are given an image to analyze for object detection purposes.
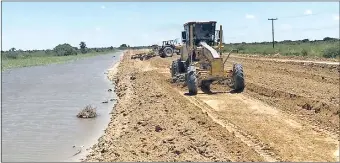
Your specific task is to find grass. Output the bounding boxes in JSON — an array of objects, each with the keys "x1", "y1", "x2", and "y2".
[
  {"x1": 1, "y1": 50, "x2": 117, "y2": 71},
  {"x1": 223, "y1": 40, "x2": 340, "y2": 59}
]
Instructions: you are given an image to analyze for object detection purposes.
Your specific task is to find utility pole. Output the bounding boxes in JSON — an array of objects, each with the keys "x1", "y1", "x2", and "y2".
[{"x1": 268, "y1": 18, "x2": 278, "y2": 48}]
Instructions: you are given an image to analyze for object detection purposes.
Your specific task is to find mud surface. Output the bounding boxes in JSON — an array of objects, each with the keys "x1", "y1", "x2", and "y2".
[{"x1": 85, "y1": 50, "x2": 339, "y2": 162}]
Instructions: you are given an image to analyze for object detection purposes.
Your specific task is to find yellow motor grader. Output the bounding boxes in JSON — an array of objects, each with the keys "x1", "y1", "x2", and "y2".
[{"x1": 170, "y1": 21, "x2": 245, "y2": 95}]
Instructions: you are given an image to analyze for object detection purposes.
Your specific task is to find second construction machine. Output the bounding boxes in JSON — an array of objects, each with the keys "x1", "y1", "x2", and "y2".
[
  {"x1": 170, "y1": 21, "x2": 245, "y2": 95},
  {"x1": 159, "y1": 39, "x2": 181, "y2": 58}
]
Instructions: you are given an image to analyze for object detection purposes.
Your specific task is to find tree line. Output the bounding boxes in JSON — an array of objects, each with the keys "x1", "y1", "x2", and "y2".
[
  {"x1": 225, "y1": 37, "x2": 339, "y2": 45},
  {"x1": 2, "y1": 42, "x2": 155, "y2": 60},
  {"x1": 3, "y1": 37, "x2": 338, "y2": 59},
  {"x1": 2, "y1": 42, "x2": 120, "y2": 59},
  {"x1": 222, "y1": 37, "x2": 339, "y2": 58}
]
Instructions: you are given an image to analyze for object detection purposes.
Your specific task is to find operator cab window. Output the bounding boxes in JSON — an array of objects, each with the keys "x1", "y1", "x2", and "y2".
[{"x1": 194, "y1": 23, "x2": 215, "y2": 46}]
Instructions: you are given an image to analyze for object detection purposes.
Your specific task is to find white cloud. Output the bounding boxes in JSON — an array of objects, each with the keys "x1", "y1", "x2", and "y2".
[
  {"x1": 95, "y1": 27, "x2": 101, "y2": 31},
  {"x1": 101, "y1": 5, "x2": 106, "y2": 9},
  {"x1": 333, "y1": 15, "x2": 339, "y2": 21},
  {"x1": 245, "y1": 14, "x2": 255, "y2": 19},
  {"x1": 304, "y1": 9, "x2": 313, "y2": 15}
]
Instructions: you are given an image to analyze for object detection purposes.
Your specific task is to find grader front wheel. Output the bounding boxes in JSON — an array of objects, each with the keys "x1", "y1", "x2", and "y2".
[{"x1": 171, "y1": 60, "x2": 178, "y2": 78}]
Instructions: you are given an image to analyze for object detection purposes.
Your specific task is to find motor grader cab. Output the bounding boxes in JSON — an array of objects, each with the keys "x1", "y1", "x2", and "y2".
[
  {"x1": 170, "y1": 21, "x2": 245, "y2": 95},
  {"x1": 159, "y1": 39, "x2": 181, "y2": 58}
]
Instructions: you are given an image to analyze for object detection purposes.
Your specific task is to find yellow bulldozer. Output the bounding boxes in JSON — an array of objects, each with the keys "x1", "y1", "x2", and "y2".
[{"x1": 170, "y1": 21, "x2": 245, "y2": 95}]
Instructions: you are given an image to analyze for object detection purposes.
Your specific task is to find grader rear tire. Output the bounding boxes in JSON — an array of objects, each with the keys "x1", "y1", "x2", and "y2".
[
  {"x1": 233, "y1": 63, "x2": 245, "y2": 91},
  {"x1": 187, "y1": 66, "x2": 198, "y2": 95}
]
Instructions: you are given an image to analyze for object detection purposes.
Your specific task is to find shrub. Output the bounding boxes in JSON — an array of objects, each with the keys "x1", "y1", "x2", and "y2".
[
  {"x1": 3, "y1": 52, "x2": 19, "y2": 59},
  {"x1": 77, "y1": 105, "x2": 97, "y2": 118},
  {"x1": 322, "y1": 46, "x2": 340, "y2": 58},
  {"x1": 53, "y1": 43, "x2": 78, "y2": 56},
  {"x1": 282, "y1": 49, "x2": 300, "y2": 56},
  {"x1": 301, "y1": 49, "x2": 308, "y2": 56}
]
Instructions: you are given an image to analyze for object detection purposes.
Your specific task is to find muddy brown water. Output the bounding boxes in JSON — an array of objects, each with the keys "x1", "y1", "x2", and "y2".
[{"x1": 1, "y1": 52, "x2": 122, "y2": 162}]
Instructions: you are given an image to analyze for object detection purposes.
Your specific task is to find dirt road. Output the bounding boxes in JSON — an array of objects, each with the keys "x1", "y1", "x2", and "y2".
[{"x1": 84, "y1": 50, "x2": 339, "y2": 162}]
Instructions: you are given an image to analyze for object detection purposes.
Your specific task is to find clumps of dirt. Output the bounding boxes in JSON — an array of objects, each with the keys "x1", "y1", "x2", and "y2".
[
  {"x1": 130, "y1": 73, "x2": 136, "y2": 80},
  {"x1": 246, "y1": 82, "x2": 298, "y2": 99},
  {"x1": 301, "y1": 103, "x2": 313, "y2": 110},
  {"x1": 150, "y1": 92, "x2": 165, "y2": 98},
  {"x1": 115, "y1": 84, "x2": 128, "y2": 98},
  {"x1": 171, "y1": 74, "x2": 186, "y2": 83},
  {"x1": 77, "y1": 105, "x2": 97, "y2": 118},
  {"x1": 334, "y1": 110, "x2": 340, "y2": 115},
  {"x1": 299, "y1": 101, "x2": 330, "y2": 114},
  {"x1": 155, "y1": 125, "x2": 164, "y2": 132}
]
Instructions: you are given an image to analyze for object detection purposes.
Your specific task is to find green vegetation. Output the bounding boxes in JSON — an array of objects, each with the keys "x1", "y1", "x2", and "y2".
[
  {"x1": 1, "y1": 42, "x2": 118, "y2": 71},
  {"x1": 223, "y1": 37, "x2": 340, "y2": 59}
]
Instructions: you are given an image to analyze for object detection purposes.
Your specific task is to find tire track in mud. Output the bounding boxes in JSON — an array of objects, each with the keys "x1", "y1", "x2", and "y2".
[
  {"x1": 245, "y1": 81, "x2": 340, "y2": 134},
  {"x1": 176, "y1": 90, "x2": 281, "y2": 162},
  {"x1": 161, "y1": 73, "x2": 338, "y2": 161},
  {"x1": 176, "y1": 88, "x2": 339, "y2": 162},
  {"x1": 226, "y1": 56, "x2": 339, "y2": 137}
]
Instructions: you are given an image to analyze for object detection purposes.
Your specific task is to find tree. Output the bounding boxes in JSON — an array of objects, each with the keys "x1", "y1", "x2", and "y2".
[
  {"x1": 79, "y1": 41, "x2": 87, "y2": 54},
  {"x1": 302, "y1": 39, "x2": 309, "y2": 43},
  {"x1": 45, "y1": 49, "x2": 53, "y2": 55},
  {"x1": 53, "y1": 43, "x2": 78, "y2": 56},
  {"x1": 283, "y1": 40, "x2": 292, "y2": 42},
  {"x1": 9, "y1": 47, "x2": 16, "y2": 52},
  {"x1": 323, "y1": 37, "x2": 337, "y2": 41},
  {"x1": 119, "y1": 44, "x2": 127, "y2": 48}
]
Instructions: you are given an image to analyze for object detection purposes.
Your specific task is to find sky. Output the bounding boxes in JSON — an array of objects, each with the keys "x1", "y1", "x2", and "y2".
[{"x1": 2, "y1": 2, "x2": 340, "y2": 50}]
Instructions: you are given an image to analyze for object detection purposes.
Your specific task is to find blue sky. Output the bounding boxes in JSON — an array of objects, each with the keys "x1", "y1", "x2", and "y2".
[{"x1": 2, "y1": 2, "x2": 339, "y2": 50}]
